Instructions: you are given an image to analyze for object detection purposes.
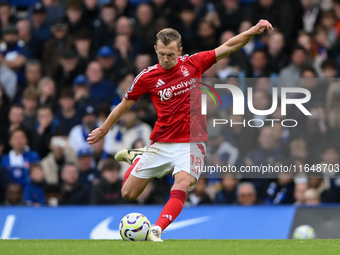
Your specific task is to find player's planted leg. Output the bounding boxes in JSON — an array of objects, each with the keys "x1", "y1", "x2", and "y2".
[
  {"x1": 121, "y1": 174, "x2": 152, "y2": 200},
  {"x1": 148, "y1": 171, "x2": 196, "y2": 242}
]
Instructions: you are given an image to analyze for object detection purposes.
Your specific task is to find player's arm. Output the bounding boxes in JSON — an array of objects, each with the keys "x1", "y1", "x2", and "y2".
[
  {"x1": 214, "y1": 19, "x2": 273, "y2": 62},
  {"x1": 87, "y1": 98, "x2": 136, "y2": 144}
]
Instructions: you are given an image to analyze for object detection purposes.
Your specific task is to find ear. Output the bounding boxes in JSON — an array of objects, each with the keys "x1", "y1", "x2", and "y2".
[
  {"x1": 178, "y1": 47, "x2": 183, "y2": 55},
  {"x1": 154, "y1": 45, "x2": 157, "y2": 53}
]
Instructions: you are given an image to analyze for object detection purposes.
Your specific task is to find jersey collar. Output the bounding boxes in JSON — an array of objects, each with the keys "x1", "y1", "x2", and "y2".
[{"x1": 158, "y1": 57, "x2": 181, "y2": 72}]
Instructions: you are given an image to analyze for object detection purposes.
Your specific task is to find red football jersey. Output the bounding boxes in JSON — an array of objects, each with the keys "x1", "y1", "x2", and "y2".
[{"x1": 125, "y1": 50, "x2": 216, "y2": 143}]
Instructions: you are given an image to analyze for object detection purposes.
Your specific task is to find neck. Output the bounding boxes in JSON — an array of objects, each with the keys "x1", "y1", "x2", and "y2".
[
  {"x1": 25, "y1": 108, "x2": 35, "y2": 116},
  {"x1": 62, "y1": 108, "x2": 75, "y2": 118},
  {"x1": 64, "y1": 183, "x2": 76, "y2": 191},
  {"x1": 13, "y1": 148, "x2": 24, "y2": 154}
]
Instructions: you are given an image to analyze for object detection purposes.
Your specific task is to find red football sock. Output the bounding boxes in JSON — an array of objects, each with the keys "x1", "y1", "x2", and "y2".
[
  {"x1": 155, "y1": 190, "x2": 187, "y2": 231},
  {"x1": 122, "y1": 158, "x2": 140, "y2": 187}
]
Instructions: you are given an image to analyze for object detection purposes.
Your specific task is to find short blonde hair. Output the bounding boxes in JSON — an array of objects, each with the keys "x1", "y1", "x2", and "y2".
[
  {"x1": 155, "y1": 28, "x2": 182, "y2": 49},
  {"x1": 37, "y1": 77, "x2": 55, "y2": 94}
]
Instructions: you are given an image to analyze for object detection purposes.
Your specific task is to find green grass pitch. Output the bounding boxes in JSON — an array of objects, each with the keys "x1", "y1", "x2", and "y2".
[{"x1": 1, "y1": 240, "x2": 339, "y2": 255}]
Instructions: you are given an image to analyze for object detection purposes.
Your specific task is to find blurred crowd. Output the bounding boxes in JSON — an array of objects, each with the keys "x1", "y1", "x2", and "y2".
[{"x1": 0, "y1": 0, "x2": 340, "y2": 207}]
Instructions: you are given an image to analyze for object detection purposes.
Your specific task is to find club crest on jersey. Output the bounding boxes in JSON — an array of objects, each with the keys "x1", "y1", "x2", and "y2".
[
  {"x1": 158, "y1": 88, "x2": 173, "y2": 101},
  {"x1": 181, "y1": 66, "x2": 189, "y2": 77}
]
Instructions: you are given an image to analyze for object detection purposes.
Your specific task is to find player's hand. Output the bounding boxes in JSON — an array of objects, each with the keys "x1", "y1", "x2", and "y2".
[
  {"x1": 87, "y1": 127, "x2": 107, "y2": 145},
  {"x1": 253, "y1": 19, "x2": 273, "y2": 35}
]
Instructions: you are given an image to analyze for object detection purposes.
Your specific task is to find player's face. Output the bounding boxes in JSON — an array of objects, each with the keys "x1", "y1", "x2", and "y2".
[{"x1": 155, "y1": 41, "x2": 182, "y2": 70}]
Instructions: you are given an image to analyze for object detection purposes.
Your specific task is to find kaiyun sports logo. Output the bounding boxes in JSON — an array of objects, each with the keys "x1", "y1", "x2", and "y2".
[{"x1": 197, "y1": 82, "x2": 312, "y2": 128}]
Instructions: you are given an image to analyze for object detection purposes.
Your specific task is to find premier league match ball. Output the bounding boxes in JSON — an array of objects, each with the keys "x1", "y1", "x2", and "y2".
[
  {"x1": 292, "y1": 225, "x2": 316, "y2": 239},
  {"x1": 119, "y1": 213, "x2": 151, "y2": 241}
]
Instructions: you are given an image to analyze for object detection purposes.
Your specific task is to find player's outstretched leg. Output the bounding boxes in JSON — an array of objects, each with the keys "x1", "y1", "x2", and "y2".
[
  {"x1": 148, "y1": 171, "x2": 196, "y2": 242},
  {"x1": 115, "y1": 148, "x2": 145, "y2": 165}
]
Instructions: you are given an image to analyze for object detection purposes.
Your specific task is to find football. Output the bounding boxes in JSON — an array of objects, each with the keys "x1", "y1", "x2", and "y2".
[
  {"x1": 292, "y1": 225, "x2": 316, "y2": 239},
  {"x1": 119, "y1": 213, "x2": 151, "y2": 241}
]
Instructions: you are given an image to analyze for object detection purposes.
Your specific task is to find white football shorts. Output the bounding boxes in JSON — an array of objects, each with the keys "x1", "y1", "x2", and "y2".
[{"x1": 131, "y1": 142, "x2": 206, "y2": 190}]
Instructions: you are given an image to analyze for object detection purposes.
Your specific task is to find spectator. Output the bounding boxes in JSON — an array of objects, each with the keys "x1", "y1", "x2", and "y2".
[
  {"x1": 92, "y1": 3, "x2": 117, "y2": 50},
  {"x1": 186, "y1": 178, "x2": 212, "y2": 206},
  {"x1": 82, "y1": 0, "x2": 100, "y2": 26},
  {"x1": 300, "y1": 66, "x2": 325, "y2": 108},
  {"x1": 297, "y1": 31, "x2": 318, "y2": 63},
  {"x1": 55, "y1": 88, "x2": 82, "y2": 134},
  {"x1": 1, "y1": 24, "x2": 32, "y2": 84},
  {"x1": 24, "y1": 163, "x2": 46, "y2": 205},
  {"x1": 16, "y1": 19, "x2": 44, "y2": 60},
  {"x1": 7, "y1": 104, "x2": 25, "y2": 135},
  {"x1": 114, "y1": 73, "x2": 134, "y2": 104},
  {"x1": 53, "y1": 48, "x2": 84, "y2": 92},
  {"x1": 73, "y1": 30, "x2": 94, "y2": 66},
  {"x1": 243, "y1": 0, "x2": 294, "y2": 42},
  {"x1": 0, "y1": 45, "x2": 18, "y2": 101},
  {"x1": 42, "y1": 18, "x2": 73, "y2": 76},
  {"x1": 24, "y1": 60, "x2": 42, "y2": 91},
  {"x1": 134, "y1": 53, "x2": 152, "y2": 74},
  {"x1": 66, "y1": 2, "x2": 87, "y2": 35},
  {"x1": 297, "y1": 0, "x2": 321, "y2": 34},
  {"x1": 0, "y1": 84, "x2": 10, "y2": 138},
  {"x1": 97, "y1": 46, "x2": 122, "y2": 84},
  {"x1": 318, "y1": 144, "x2": 340, "y2": 201},
  {"x1": 244, "y1": 126, "x2": 284, "y2": 198},
  {"x1": 115, "y1": 16, "x2": 132, "y2": 38},
  {"x1": 22, "y1": 88, "x2": 39, "y2": 133},
  {"x1": 216, "y1": 0, "x2": 244, "y2": 34},
  {"x1": 245, "y1": 90, "x2": 271, "y2": 126},
  {"x1": 90, "y1": 158, "x2": 125, "y2": 204},
  {"x1": 3, "y1": 183, "x2": 24, "y2": 205},
  {"x1": 289, "y1": 139, "x2": 308, "y2": 163},
  {"x1": 41, "y1": 0, "x2": 65, "y2": 25},
  {"x1": 0, "y1": 2, "x2": 16, "y2": 34},
  {"x1": 77, "y1": 147, "x2": 100, "y2": 189},
  {"x1": 0, "y1": 166, "x2": 10, "y2": 204},
  {"x1": 319, "y1": 11, "x2": 338, "y2": 47},
  {"x1": 237, "y1": 182, "x2": 260, "y2": 206},
  {"x1": 266, "y1": 171, "x2": 295, "y2": 204},
  {"x1": 214, "y1": 172, "x2": 238, "y2": 204},
  {"x1": 175, "y1": 4, "x2": 197, "y2": 53},
  {"x1": 223, "y1": 112, "x2": 259, "y2": 158},
  {"x1": 30, "y1": 2, "x2": 51, "y2": 42},
  {"x1": 303, "y1": 188, "x2": 321, "y2": 205},
  {"x1": 31, "y1": 105, "x2": 66, "y2": 158},
  {"x1": 247, "y1": 49, "x2": 270, "y2": 78},
  {"x1": 69, "y1": 105, "x2": 98, "y2": 152},
  {"x1": 60, "y1": 163, "x2": 90, "y2": 205},
  {"x1": 279, "y1": 46, "x2": 308, "y2": 84},
  {"x1": 320, "y1": 58, "x2": 337, "y2": 80},
  {"x1": 44, "y1": 184, "x2": 61, "y2": 206},
  {"x1": 72, "y1": 75, "x2": 91, "y2": 108},
  {"x1": 1, "y1": 128, "x2": 40, "y2": 188},
  {"x1": 266, "y1": 31, "x2": 289, "y2": 75},
  {"x1": 41, "y1": 135, "x2": 77, "y2": 185},
  {"x1": 86, "y1": 61, "x2": 116, "y2": 106},
  {"x1": 113, "y1": 0, "x2": 131, "y2": 18},
  {"x1": 104, "y1": 107, "x2": 152, "y2": 155},
  {"x1": 37, "y1": 77, "x2": 56, "y2": 107},
  {"x1": 132, "y1": 3, "x2": 156, "y2": 54},
  {"x1": 90, "y1": 131, "x2": 110, "y2": 167},
  {"x1": 193, "y1": 19, "x2": 219, "y2": 52},
  {"x1": 294, "y1": 181, "x2": 308, "y2": 205}
]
